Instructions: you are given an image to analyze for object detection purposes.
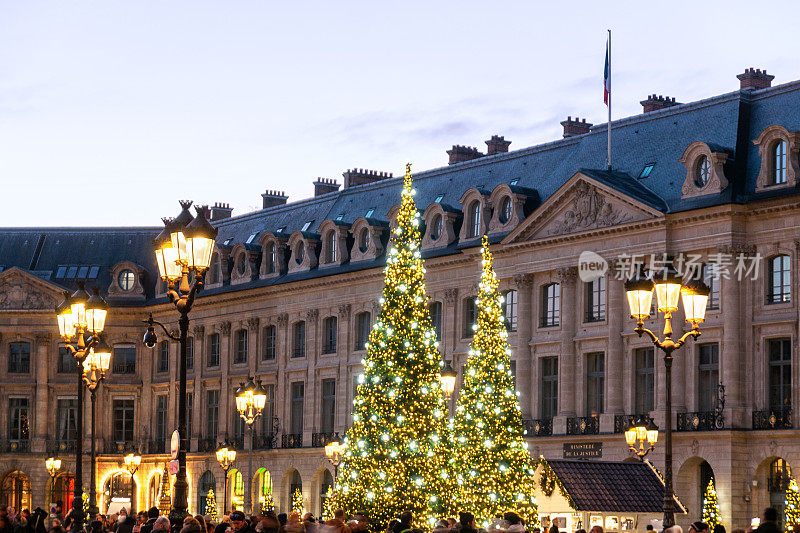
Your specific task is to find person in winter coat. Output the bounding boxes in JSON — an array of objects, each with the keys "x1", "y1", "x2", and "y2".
[
  {"x1": 117, "y1": 511, "x2": 137, "y2": 533},
  {"x1": 503, "y1": 513, "x2": 524, "y2": 533},
  {"x1": 141, "y1": 508, "x2": 160, "y2": 533},
  {"x1": 321, "y1": 510, "x2": 350, "y2": 533},
  {"x1": 283, "y1": 513, "x2": 304, "y2": 533}
]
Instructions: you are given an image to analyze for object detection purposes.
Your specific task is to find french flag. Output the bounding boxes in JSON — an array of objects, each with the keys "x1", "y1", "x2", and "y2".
[{"x1": 603, "y1": 39, "x2": 611, "y2": 106}]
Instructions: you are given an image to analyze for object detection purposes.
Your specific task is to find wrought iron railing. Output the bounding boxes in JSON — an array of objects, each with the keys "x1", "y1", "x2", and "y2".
[
  {"x1": 566, "y1": 416, "x2": 599, "y2": 435},
  {"x1": 753, "y1": 407, "x2": 793, "y2": 430},
  {"x1": 197, "y1": 438, "x2": 216, "y2": 452},
  {"x1": 3, "y1": 439, "x2": 30, "y2": 453},
  {"x1": 47, "y1": 438, "x2": 77, "y2": 454},
  {"x1": 253, "y1": 433, "x2": 278, "y2": 450},
  {"x1": 281, "y1": 433, "x2": 303, "y2": 448},
  {"x1": 311, "y1": 432, "x2": 338, "y2": 448},
  {"x1": 147, "y1": 439, "x2": 166, "y2": 454},
  {"x1": 104, "y1": 440, "x2": 135, "y2": 454},
  {"x1": 522, "y1": 418, "x2": 553, "y2": 437},
  {"x1": 613, "y1": 414, "x2": 640, "y2": 434},
  {"x1": 677, "y1": 411, "x2": 724, "y2": 431}
]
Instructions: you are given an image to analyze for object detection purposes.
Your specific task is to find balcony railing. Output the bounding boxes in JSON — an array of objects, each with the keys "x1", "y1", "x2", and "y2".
[
  {"x1": 47, "y1": 438, "x2": 77, "y2": 454},
  {"x1": 753, "y1": 407, "x2": 793, "y2": 430},
  {"x1": 613, "y1": 414, "x2": 640, "y2": 434},
  {"x1": 311, "y1": 432, "x2": 338, "y2": 448},
  {"x1": 146, "y1": 439, "x2": 166, "y2": 454},
  {"x1": 197, "y1": 438, "x2": 216, "y2": 452},
  {"x1": 677, "y1": 411, "x2": 724, "y2": 431},
  {"x1": 566, "y1": 416, "x2": 599, "y2": 435},
  {"x1": 253, "y1": 433, "x2": 278, "y2": 450},
  {"x1": 281, "y1": 433, "x2": 303, "y2": 449},
  {"x1": 3, "y1": 439, "x2": 30, "y2": 453},
  {"x1": 104, "y1": 440, "x2": 135, "y2": 454},
  {"x1": 522, "y1": 418, "x2": 553, "y2": 437}
]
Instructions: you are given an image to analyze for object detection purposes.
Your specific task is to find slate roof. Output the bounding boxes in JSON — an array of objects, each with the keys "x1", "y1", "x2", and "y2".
[
  {"x1": 546, "y1": 459, "x2": 685, "y2": 514},
  {"x1": 1, "y1": 78, "x2": 799, "y2": 302}
]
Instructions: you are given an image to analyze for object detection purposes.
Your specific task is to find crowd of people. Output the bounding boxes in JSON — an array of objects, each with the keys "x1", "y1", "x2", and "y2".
[{"x1": 0, "y1": 504, "x2": 795, "y2": 533}]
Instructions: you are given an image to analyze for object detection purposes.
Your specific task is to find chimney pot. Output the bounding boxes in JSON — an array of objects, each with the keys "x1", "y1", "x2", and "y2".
[
  {"x1": 342, "y1": 168, "x2": 393, "y2": 188},
  {"x1": 313, "y1": 178, "x2": 340, "y2": 197},
  {"x1": 640, "y1": 94, "x2": 681, "y2": 113},
  {"x1": 485, "y1": 135, "x2": 512, "y2": 156},
  {"x1": 261, "y1": 189, "x2": 289, "y2": 209},
  {"x1": 446, "y1": 144, "x2": 484, "y2": 165},
  {"x1": 560, "y1": 116, "x2": 593, "y2": 138},
  {"x1": 737, "y1": 67, "x2": 774, "y2": 90},
  {"x1": 210, "y1": 202, "x2": 234, "y2": 221}
]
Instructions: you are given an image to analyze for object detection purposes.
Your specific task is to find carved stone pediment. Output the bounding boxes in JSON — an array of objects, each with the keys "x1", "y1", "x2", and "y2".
[
  {"x1": 503, "y1": 173, "x2": 662, "y2": 243},
  {"x1": 0, "y1": 267, "x2": 63, "y2": 310}
]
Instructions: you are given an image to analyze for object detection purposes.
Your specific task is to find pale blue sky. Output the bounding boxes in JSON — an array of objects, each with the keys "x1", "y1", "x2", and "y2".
[{"x1": 2, "y1": 1, "x2": 798, "y2": 226}]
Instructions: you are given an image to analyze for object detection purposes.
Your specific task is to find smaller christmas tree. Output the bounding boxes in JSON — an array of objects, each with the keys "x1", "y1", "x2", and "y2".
[
  {"x1": 261, "y1": 493, "x2": 275, "y2": 513},
  {"x1": 321, "y1": 490, "x2": 336, "y2": 521},
  {"x1": 205, "y1": 489, "x2": 218, "y2": 520},
  {"x1": 292, "y1": 488, "x2": 304, "y2": 514},
  {"x1": 158, "y1": 465, "x2": 172, "y2": 515},
  {"x1": 786, "y1": 478, "x2": 800, "y2": 529},
  {"x1": 702, "y1": 478, "x2": 720, "y2": 529}
]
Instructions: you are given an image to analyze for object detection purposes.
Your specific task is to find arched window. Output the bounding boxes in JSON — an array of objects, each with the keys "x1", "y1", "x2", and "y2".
[
  {"x1": 232, "y1": 470, "x2": 244, "y2": 510},
  {"x1": 0, "y1": 471, "x2": 31, "y2": 511},
  {"x1": 290, "y1": 470, "x2": 302, "y2": 503},
  {"x1": 148, "y1": 472, "x2": 161, "y2": 509},
  {"x1": 256, "y1": 469, "x2": 272, "y2": 510},
  {"x1": 198, "y1": 470, "x2": 216, "y2": 515},
  {"x1": 695, "y1": 156, "x2": 711, "y2": 188},
  {"x1": 295, "y1": 242, "x2": 305, "y2": 264},
  {"x1": 266, "y1": 243, "x2": 276, "y2": 274},
  {"x1": 775, "y1": 140, "x2": 788, "y2": 184},
  {"x1": 429, "y1": 214, "x2": 442, "y2": 241},
  {"x1": 103, "y1": 471, "x2": 134, "y2": 514},
  {"x1": 208, "y1": 253, "x2": 221, "y2": 284},
  {"x1": 359, "y1": 228, "x2": 370, "y2": 253},
  {"x1": 54, "y1": 472, "x2": 74, "y2": 509},
  {"x1": 499, "y1": 197, "x2": 513, "y2": 224},
  {"x1": 326, "y1": 232, "x2": 337, "y2": 263},
  {"x1": 767, "y1": 255, "x2": 791, "y2": 304},
  {"x1": 236, "y1": 253, "x2": 247, "y2": 275},
  {"x1": 468, "y1": 201, "x2": 481, "y2": 238}
]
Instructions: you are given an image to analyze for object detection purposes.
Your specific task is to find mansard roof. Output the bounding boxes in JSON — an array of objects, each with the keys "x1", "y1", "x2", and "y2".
[{"x1": 1, "y1": 79, "x2": 799, "y2": 303}]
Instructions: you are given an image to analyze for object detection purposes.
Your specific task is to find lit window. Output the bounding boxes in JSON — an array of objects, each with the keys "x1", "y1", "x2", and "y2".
[
  {"x1": 336, "y1": 213, "x2": 344, "y2": 221},
  {"x1": 119, "y1": 270, "x2": 136, "y2": 291},
  {"x1": 56, "y1": 266, "x2": 67, "y2": 278},
  {"x1": 77, "y1": 266, "x2": 89, "y2": 278},
  {"x1": 695, "y1": 156, "x2": 710, "y2": 188},
  {"x1": 88, "y1": 266, "x2": 99, "y2": 278},
  {"x1": 510, "y1": 179, "x2": 519, "y2": 186},
  {"x1": 66, "y1": 266, "x2": 78, "y2": 278},
  {"x1": 639, "y1": 163, "x2": 655, "y2": 178},
  {"x1": 774, "y1": 140, "x2": 788, "y2": 184}
]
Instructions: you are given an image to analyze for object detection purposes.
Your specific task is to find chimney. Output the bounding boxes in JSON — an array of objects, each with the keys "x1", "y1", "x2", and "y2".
[
  {"x1": 210, "y1": 202, "x2": 233, "y2": 221},
  {"x1": 261, "y1": 190, "x2": 288, "y2": 209},
  {"x1": 737, "y1": 67, "x2": 774, "y2": 90},
  {"x1": 342, "y1": 169, "x2": 393, "y2": 188},
  {"x1": 485, "y1": 135, "x2": 511, "y2": 156},
  {"x1": 446, "y1": 145, "x2": 484, "y2": 165},
  {"x1": 640, "y1": 94, "x2": 680, "y2": 113},
  {"x1": 196, "y1": 204, "x2": 212, "y2": 219},
  {"x1": 313, "y1": 178, "x2": 340, "y2": 196},
  {"x1": 560, "y1": 116, "x2": 593, "y2": 138}
]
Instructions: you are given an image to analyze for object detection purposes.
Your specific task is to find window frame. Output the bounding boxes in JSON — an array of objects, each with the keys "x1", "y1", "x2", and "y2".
[
  {"x1": 774, "y1": 140, "x2": 788, "y2": 185},
  {"x1": 503, "y1": 289, "x2": 518, "y2": 332},
  {"x1": 541, "y1": 357, "x2": 558, "y2": 420},
  {"x1": 112, "y1": 399, "x2": 135, "y2": 443},
  {"x1": 467, "y1": 201, "x2": 481, "y2": 238},
  {"x1": 262, "y1": 325, "x2": 276, "y2": 361},
  {"x1": 541, "y1": 283, "x2": 560, "y2": 327},
  {"x1": 355, "y1": 312, "x2": 371, "y2": 351},
  {"x1": 698, "y1": 343, "x2": 720, "y2": 412},
  {"x1": 768, "y1": 338, "x2": 792, "y2": 411},
  {"x1": 429, "y1": 301, "x2": 442, "y2": 341},
  {"x1": 320, "y1": 378, "x2": 336, "y2": 434},
  {"x1": 234, "y1": 329, "x2": 248, "y2": 364},
  {"x1": 8, "y1": 342, "x2": 31, "y2": 374},
  {"x1": 585, "y1": 276, "x2": 607, "y2": 322},
  {"x1": 207, "y1": 333, "x2": 220, "y2": 367},
  {"x1": 586, "y1": 352, "x2": 605, "y2": 416},
  {"x1": 634, "y1": 347, "x2": 655, "y2": 415},
  {"x1": 767, "y1": 255, "x2": 791, "y2": 304},
  {"x1": 292, "y1": 321, "x2": 306, "y2": 358},
  {"x1": 322, "y1": 316, "x2": 337, "y2": 354},
  {"x1": 463, "y1": 297, "x2": 478, "y2": 337}
]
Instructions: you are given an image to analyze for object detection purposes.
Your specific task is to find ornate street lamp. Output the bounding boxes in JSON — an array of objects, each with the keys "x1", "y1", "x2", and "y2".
[
  {"x1": 624, "y1": 416, "x2": 659, "y2": 459},
  {"x1": 123, "y1": 453, "x2": 141, "y2": 513},
  {"x1": 144, "y1": 201, "x2": 218, "y2": 522},
  {"x1": 324, "y1": 440, "x2": 342, "y2": 481},
  {"x1": 56, "y1": 284, "x2": 109, "y2": 533},
  {"x1": 82, "y1": 339, "x2": 111, "y2": 517},
  {"x1": 46, "y1": 457, "x2": 62, "y2": 505},
  {"x1": 234, "y1": 377, "x2": 267, "y2": 514},
  {"x1": 215, "y1": 441, "x2": 237, "y2": 514},
  {"x1": 625, "y1": 264, "x2": 709, "y2": 528},
  {"x1": 439, "y1": 360, "x2": 457, "y2": 397}
]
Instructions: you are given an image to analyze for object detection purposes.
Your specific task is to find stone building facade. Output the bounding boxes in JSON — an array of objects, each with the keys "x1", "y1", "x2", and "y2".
[{"x1": 1, "y1": 67, "x2": 800, "y2": 528}]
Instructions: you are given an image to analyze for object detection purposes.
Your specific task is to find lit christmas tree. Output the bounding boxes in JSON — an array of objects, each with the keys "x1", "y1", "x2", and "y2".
[
  {"x1": 786, "y1": 478, "x2": 800, "y2": 529},
  {"x1": 292, "y1": 488, "x2": 304, "y2": 514},
  {"x1": 702, "y1": 478, "x2": 720, "y2": 529},
  {"x1": 261, "y1": 493, "x2": 274, "y2": 513},
  {"x1": 451, "y1": 238, "x2": 538, "y2": 527},
  {"x1": 205, "y1": 489, "x2": 218, "y2": 520},
  {"x1": 335, "y1": 164, "x2": 452, "y2": 528},
  {"x1": 158, "y1": 464, "x2": 172, "y2": 515},
  {"x1": 321, "y1": 490, "x2": 336, "y2": 521}
]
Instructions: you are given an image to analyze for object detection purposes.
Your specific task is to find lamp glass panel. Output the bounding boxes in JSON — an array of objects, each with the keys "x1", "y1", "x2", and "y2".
[
  {"x1": 188, "y1": 236, "x2": 215, "y2": 271},
  {"x1": 624, "y1": 428, "x2": 636, "y2": 446},
  {"x1": 235, "y1": 395, "x2": 248, "y2": 413},
  {"x1": 71, "y1": 301, "x2": 87, "y2": 328},
  {"x1": 58, "y1": 312, "x2": 76, "y2": 338},
  {"x1": 647, "y1": 428, "x2": 659, "y2": 444},
  {"x1": 228, "y1": 449, "x2": 236, "y2": 462},
  {"x1": 216, "y1": 447, "x2": 226, "y2": 462},
  {"x1": 85, "y1": 308, "x2": 107, "y2": 334},
  {"x1": 626, "y1": 289, "x2": 653, "y2": 320},
  {"x1": 97, "y1": 350, "x2": 111, "y2": 371},
  {"x1": 171, "y1": 231, "x2": 188, "y2": 265},
  {"x1": 682, "y1": 292, "x2": 709, "y2": 323},
  {"x1": 440, "y1": 374, "x2": 456, "y2": 395},
  {"x1": 635, "y1": 425, "x2": 647, "y2": 441},
  {"x1": 254, "y1": 392, "x2": 267, "y2": 410},
  {"x1": 655, "y1": 281, "x2": 681, "y2": 312}
]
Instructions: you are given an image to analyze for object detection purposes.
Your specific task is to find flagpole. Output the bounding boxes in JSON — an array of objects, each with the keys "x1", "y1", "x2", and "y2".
[{"x1": 607, "y1": 29, "x2": 612, "y2": 171}]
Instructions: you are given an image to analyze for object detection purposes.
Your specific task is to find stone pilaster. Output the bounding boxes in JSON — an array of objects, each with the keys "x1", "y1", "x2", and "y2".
[
  {"x1": 601, "y1": 267, "x2": 624, "y2": 433},
  {"x1": 219, "y1": 321, "x2": 232, "y2": 436},
  {"x1": 34, "y1": 333, "x2": 51, "y2": 452},
  {"x1": 305, "y1": 308, "x2": 319, "y2": 443},
  {"x1": 554, "y1": 267, "x2": 577, "y2": 434},
  {"x1": 513, "y1": 274, "x2": 534, "y2": 417},
  {"x1": 247, "y1": 316, "x2": 260, "y2": 375},
  {"x1": 336, "y1": 304, "x2": 351, "y2": 431},
  {"x1": 276, "y1": 313, "x2": 289, "y2": 437}
]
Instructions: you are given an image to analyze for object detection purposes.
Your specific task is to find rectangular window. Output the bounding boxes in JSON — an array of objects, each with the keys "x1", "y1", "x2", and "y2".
[
  {"x1": 113, "y1": 399, "x2": 135, "y2": 443},
  {"x1": 155, "y1": 395, "x2": 167, "y2": 442},
  {"x1": 355, "y1": 312, "x2": 371, "y2": 350},
  {"x1": 698, "y1": 343, "x2": 720, "y2": 412},
  {"x1": 207, "y1": 333, "x2": 220, "y2": 367},
  {"x1": 263, "y1": 325, "x2": 276, "y2": 361},
  {"x1": 56, "y1": 399, "x2": 78, "y2": 443},
  {"x1": 157, "y1": 341, "x2": 169, "y2": 374},
  {"x1": 8, "y1": 398, "x2": 29, "y2": 441},
  {"x1": 634, "y1": 348, "x2": 655, "y2": 414},
  {"x1": 541, "y1": 283, "x2": 560, "y2": 327},
  {"x1": 186, "y1": 337, "x2": 194, "y2": 370},
  {"x1": 234, "y1": 329, "x2": 248, "y2": 364},
  {"x1": 768, "y1": 255, "x2": 791, "y2": 304},
  {"x1": 206, "y1": 390, "x2": 219, "y2": 440},
  {"x1": 8, "y1": 342, "x2": 31, "y2": 373},
  {"x1": 503, "y1": 290, "x2": 518, "y2": 332},
  {"x1": 293, "y1": 321, "x2": 306, "y2": 358},
  {"x1": 586, "y1": 352, "x2": 605, "y2": 415},
  {"x1": 323, "y1": 317, "x2": 337, "y2": 354},
  {"x1": 290, "y1": 382, "x2": 304, "y2": 435},
  {"x1": 112, "y1": 344, "x2": 136, "y2": 374},
  {"x1": 57, "y1": 346, "x2": 79, "y2": 373},
  {"x1": 260, "y1": 384, "x2": 275, "y2": 435},
  {"x1": 463, "y1": 297, "x2": 477, "y2": 337},
  {"x1": 585, "y1": 277, "x2": 606, "y2": 322},
  {"x1": 429, "y1": 302, "x2": 442, "y2": 341},
  {"x1": 702, "y1": 264, "x2": 720, "y2": 310},
  {"x1": 769, "y1": 338, "x2": 792, "y2": 411},
  {"x1": 541, "y1": 357, "x2": 558, "y2": 419},
  {"x1": 321, "y1": 379, "x2": 336, "y2": 434}
]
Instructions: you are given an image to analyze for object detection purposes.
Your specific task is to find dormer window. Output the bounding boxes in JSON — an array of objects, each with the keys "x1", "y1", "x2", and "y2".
[
  {"x1": 326, "y1": 231, "x2": 337, "y2": 263},
  {"x1": 296, "y1": 241, "x2": 305, "y2": 264},
  {"x1": 359, "y1": 228, "x2": 370, "y2": 253},
  {"x1": 499, "y1": 197, "x2": 512, "y2": 224},
  {"x1": 236, "y1": 253, "x2": 247, "y2": 275},
  {"x1": 775, "y1": 140, "x2": 788, "y2": 184},
  {"x1": 695, "y1": 156, "x2": 710, "y2": 188},
  {"x1": 468, "y1": 201, "x2": 481, "y2": 238},
  {"x1": 265, "y1": 244, "x2": 276, "y2": 274},
  {"x1": 430, "y1": 214, "x2": 442, "y2": 241},
  {"x1": 118, "y1": 270, "x2": 136, "y2": 292}
]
